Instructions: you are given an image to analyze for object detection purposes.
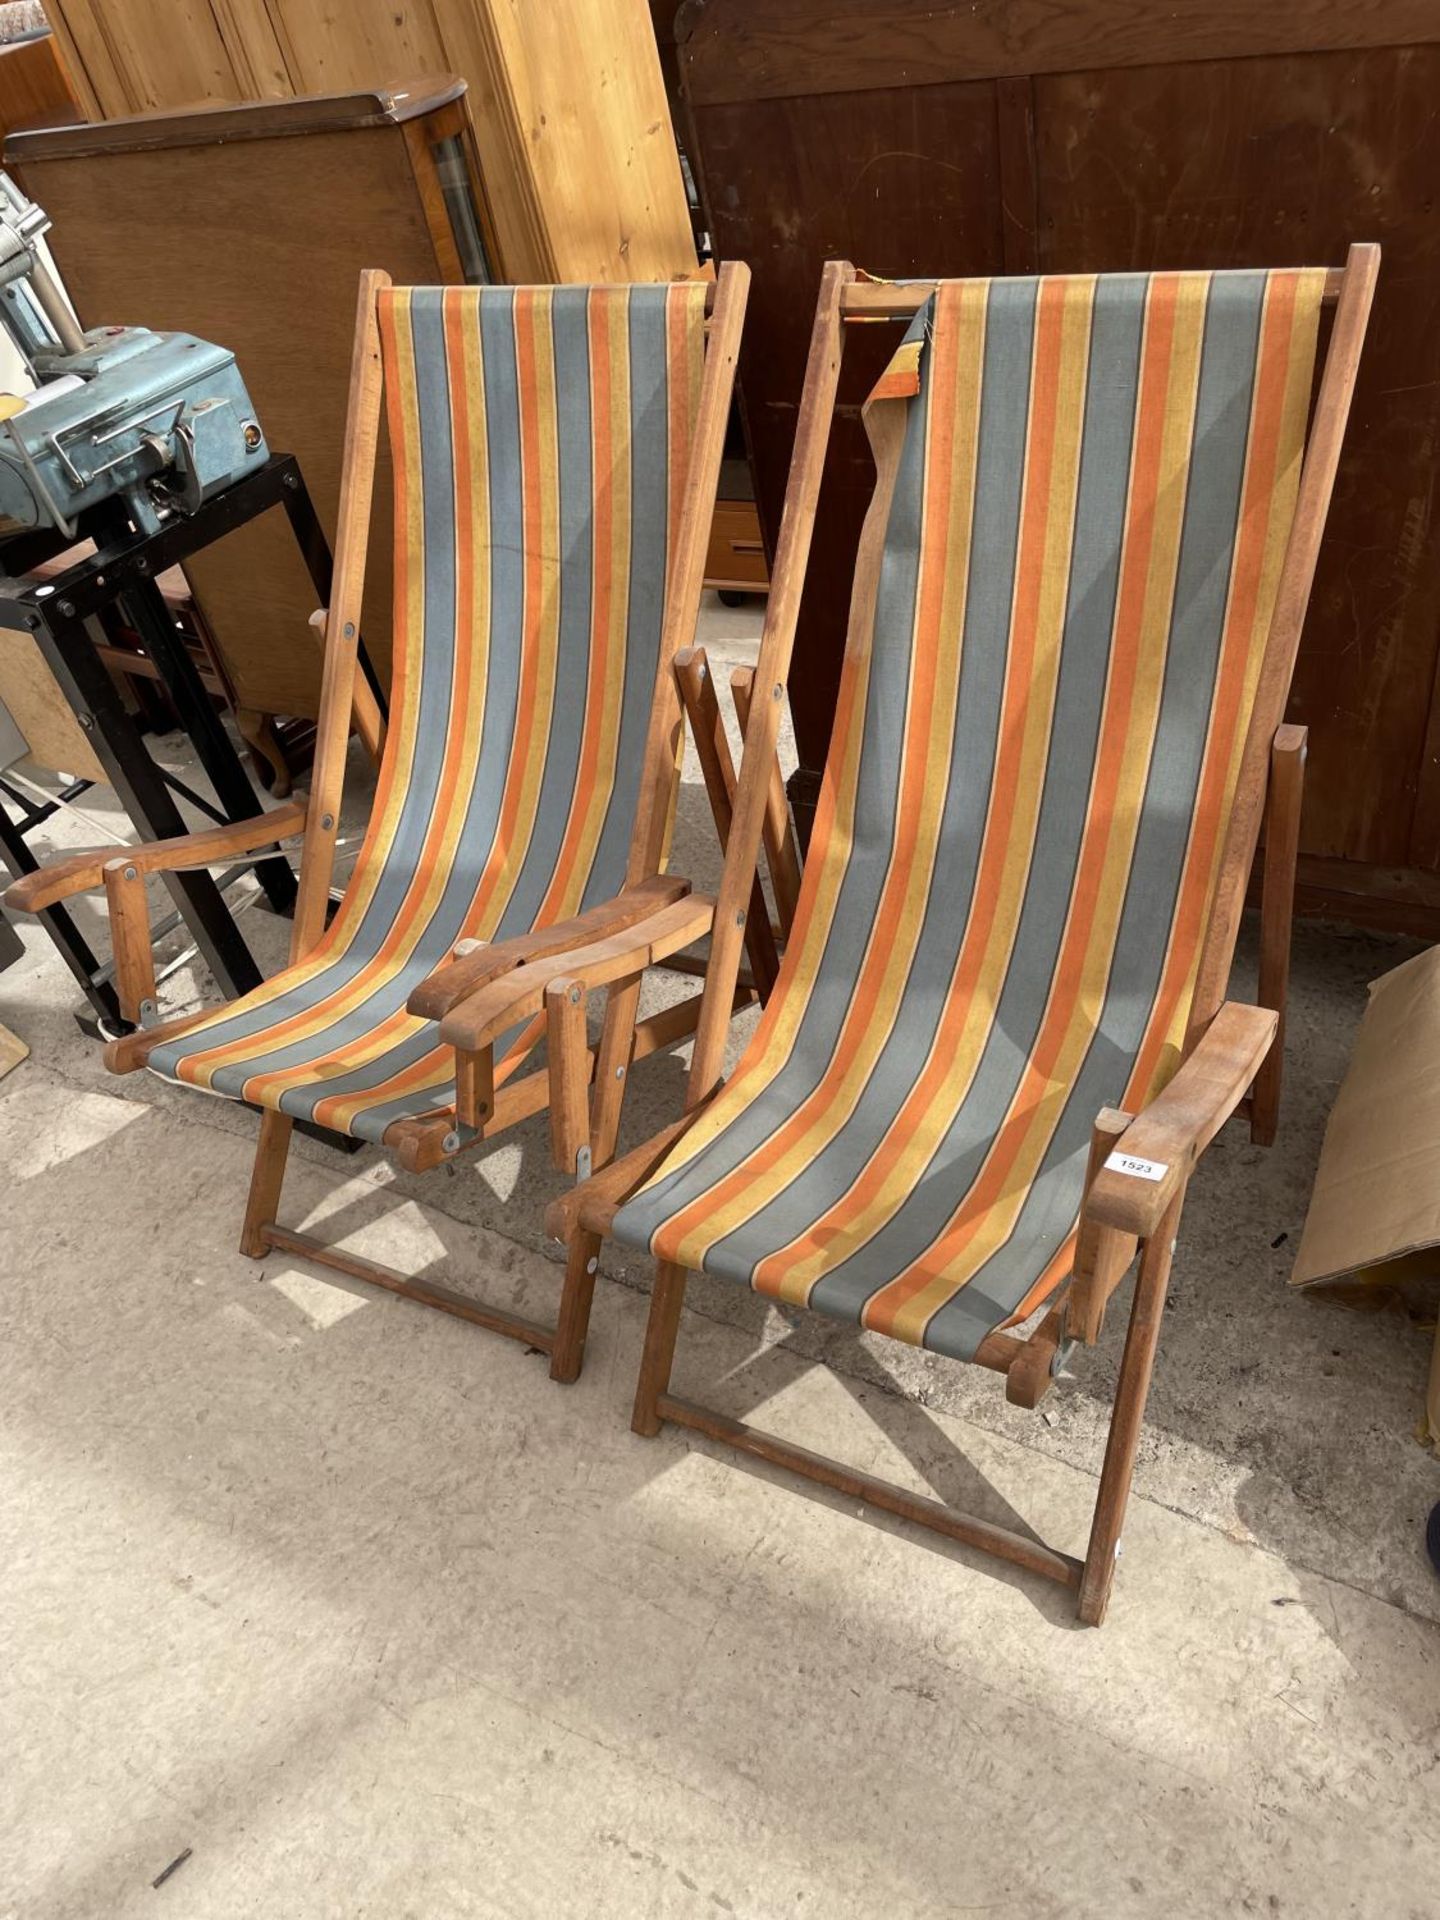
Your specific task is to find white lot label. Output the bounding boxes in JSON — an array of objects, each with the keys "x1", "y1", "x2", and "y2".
[{"x1": 1104, "y1": 1151, "x2": 1169, "y2": 1183}]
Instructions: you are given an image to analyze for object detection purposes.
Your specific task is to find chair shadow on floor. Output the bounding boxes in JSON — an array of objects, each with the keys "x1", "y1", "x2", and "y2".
[{"x1": 268, "y1": 1103, "x2": 1083, "y2": 1627}]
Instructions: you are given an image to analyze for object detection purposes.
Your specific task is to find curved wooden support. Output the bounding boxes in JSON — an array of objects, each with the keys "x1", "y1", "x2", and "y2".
[
  {"x1": 1085, "y1": 1002, "x2": 1276, "y2": 1240},
  {"x1": 407, "y1": 875, "x2": 689, "y2": 1022},
  {"x1": 438, "y1": 894, "x2": 716, "y2": 1054},
  {"x1": 3, "y1": 796, "x2": 308, "y2": 915}
]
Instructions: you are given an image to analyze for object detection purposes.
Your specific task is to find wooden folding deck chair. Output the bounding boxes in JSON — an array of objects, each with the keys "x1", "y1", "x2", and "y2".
[
  {"x1": 545, "y1": 249, "x2": 1377, "y2": 1623},
  {"x1": 3, "y1": 263, "x2": 752, "y2": 1368}
]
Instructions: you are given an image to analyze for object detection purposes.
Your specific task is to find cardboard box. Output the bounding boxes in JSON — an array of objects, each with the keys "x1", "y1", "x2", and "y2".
[{"x1": 1293, "y1": 944, "x2": 1440, "y2": 1445}]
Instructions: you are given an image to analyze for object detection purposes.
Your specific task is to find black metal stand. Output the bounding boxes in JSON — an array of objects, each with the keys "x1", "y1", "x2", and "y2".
[{"x1": 0, "y1": 454, "x2": 369, "y2": 1032}]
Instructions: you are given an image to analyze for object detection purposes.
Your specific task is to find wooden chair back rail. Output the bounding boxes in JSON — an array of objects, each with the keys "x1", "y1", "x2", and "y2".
[
  {"x1": 837, "y1": 266, "x2": 1347, "y2": 320},
  {"x1": 672, "y1": 646, "x2": 781, "y2": 998},
  {"x1": 288, "y1": 266, "x2": 388, "y2": 962},
  {"x1": 729, "y1": 664, "x2": 802, "y2": 938},
  {"x1": 1190, "y1": 243, "x2": 1379, "y2": 1034},
  {"x1": 686, "y1": 259, "x2": 853, "y2": 1104},
  {"x1": 628, "y1": 262, "x2": 747, "y2": 886}
]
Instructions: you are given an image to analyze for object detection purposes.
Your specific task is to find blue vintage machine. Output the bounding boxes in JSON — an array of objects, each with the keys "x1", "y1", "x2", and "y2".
[{"x1": 0, "y1": 172, "x2": 267, "y2": 539}]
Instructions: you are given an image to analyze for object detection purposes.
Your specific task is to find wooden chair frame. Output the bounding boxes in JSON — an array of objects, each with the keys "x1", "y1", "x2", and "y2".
[
  {"x1": 547, "y1": 248, "x2": 1378, "y2": 1623},
  {"x1": 4, "y1": 261, "x2": 755, "y2": 1365}
]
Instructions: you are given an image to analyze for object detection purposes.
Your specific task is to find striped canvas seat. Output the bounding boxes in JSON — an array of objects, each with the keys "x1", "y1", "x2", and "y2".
[
  {"x1": 613, "y1": 268, "x2": 1325, "y2": 1360},
  {"x1": 147, "y1": 282, "x2": 707, "y2": 1142}
]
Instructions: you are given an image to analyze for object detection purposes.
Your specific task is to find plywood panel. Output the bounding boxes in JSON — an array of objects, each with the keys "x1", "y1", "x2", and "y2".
[
  {"x1": 484, "y1": 0, "x2": 695, "y2": 282},
  {"x1": 1035, "y1": 47, "x2": 1440, "y2": 872},
  {"x1": 0, "y1": 631, "x2": 106, "y2": 782},
  {"x1": 264, "y1": 0, "x2": 450, "y2": 98},
  {"x1": 0, "y1": 33, "x2": 83, "y2": 142},
  {"x1": 55, "y1": 0, "x2": 243, "y2": 113}
]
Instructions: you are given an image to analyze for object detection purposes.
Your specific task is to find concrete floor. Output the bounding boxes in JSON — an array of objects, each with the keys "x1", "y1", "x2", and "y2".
[{"x1": 2, "y1": 600, "x2": 1439, "y2": 1917}]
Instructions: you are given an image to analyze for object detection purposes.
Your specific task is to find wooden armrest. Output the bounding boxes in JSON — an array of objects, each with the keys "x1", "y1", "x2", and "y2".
[
  {"x1": 407, "y1": 874, "x2": 690, "y2": 1022},
  {"x1": 440, "y1": 893, "x2": 717, "y2": 1053},
  {"x1": 3, "y1": 798, "x2": 308, "y2": 915},
  {"x1": 1084, "y1": 1002, "x2": 1278, "y2": 1239},
  {"x1": 544, "y1": 1100, "x2": 714, "y2": 1242}
]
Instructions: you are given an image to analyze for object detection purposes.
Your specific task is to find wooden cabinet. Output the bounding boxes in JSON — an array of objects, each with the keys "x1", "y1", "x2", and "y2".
[
  {"x1": 40, "y1": 0, "x2": 695, "y2": 285},
  {"x1": 10, "y1": 85, "x2": 494, "y2": 727},
  {"x1": 677, "y1": 0, "x2": 1440, "y2": 934},
  {"x1": 705, "y1": 500, "x2": 769, "y2": 598}
]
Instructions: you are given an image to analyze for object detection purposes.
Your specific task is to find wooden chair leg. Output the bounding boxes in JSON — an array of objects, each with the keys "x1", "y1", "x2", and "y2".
[
  {"x1": 545, "y1": 979, "x2": 591, "y2": 1175},
  {"x1": 1078, "y1": 1186, "x2": 1185, "y2": 1626},
  {"x1": 674, "y1": 646, "x2": 780, "y2": 999},
  {"x1": 730, "y1": 664, "x2": 801, "y2": 938},
  {"x1": 240, "y1": 1110, "x2": 293, "y2": 1258},
  {"x1": 589, "y1": 973, "x2": 643, "y2": 1170},
  {"x1": 1251, "y1": 722, "x2": 1306, "y2": 1148},
  {"x1": 632, "y1": 1260, "x2": 690, "y2": 1436},
  {"x1": 549, "y1": 1229, "x2": 602, "y2": 1383},
  {"x1": 1067, "y1": 1107, "x2": 1135, "y2": 1346},
  {"x1": 102, "y1": 860, "x2": 158, "y2": 1027}
]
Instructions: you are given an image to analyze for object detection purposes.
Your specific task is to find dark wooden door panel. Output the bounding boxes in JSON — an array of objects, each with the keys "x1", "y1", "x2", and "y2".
[
  {"x1": 1036, "y1": 47, "x2": 1440, "y2": 869},
  {"x1": 691, "y1": 82, "x2": 1003, "y2": 767}
]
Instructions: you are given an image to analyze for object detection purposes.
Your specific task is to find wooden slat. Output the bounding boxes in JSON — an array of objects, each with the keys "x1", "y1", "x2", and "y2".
[
  {"x1": 673, "y1": 647, "x2": 779, "y2": 998},
  {"x1": 1078, "y1": 1187, "x2": 1186, "y2": 1627},
  {"x1": 628, "y1": 261, "x2": 750, "y2": 882},
  {"x1": 686, "y1": 260, "x2": 851, "y2": 1103},
  {"x1": 455, "y1": 1043, "x2": 495, "y2": 1133},
  {"x1": 679, "y1": 0, "x2": 1440, "y2": 107},
  {"x1": 287, "y1": 267, "x2": 387, "y2": 960},
  {"x1": 839, "y1": 267, "x2": 1345, "y2": 318},
  {"x1": 657, "y1": 1393, "x2": 1082, "y2": 1589},
  {"x1": 1191, "y1": 243, "x2": 1378, "y2": 1031},
  {"x1": 439, "y1": 894, "x2": 717, "y2": 1053},
  {"x1": 544, "y1": 978, "x2": 590, "y2": 1174},
  {"x1": 3, "y1": 797, "x2": 307, "y2": 915},
  {"x1": 1251, "y1": 724, "x2": 1307, "y2": 1147},
  {"x1": 101, "y1": 859, "x2": 157, "y2": 1025},
  {"x1": 261, "y1": 1223, "x2": 558, "y2": 1349},
  {"x1": 729, "y1": 665, "x2": 802, "y2": 936},
  {"x1": 241, "y1": 1110, "x2": 292, "y2": 1257},
  {"x1": 1068, "y1": 1109, "x2": 1137, "y2": 1346}
]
